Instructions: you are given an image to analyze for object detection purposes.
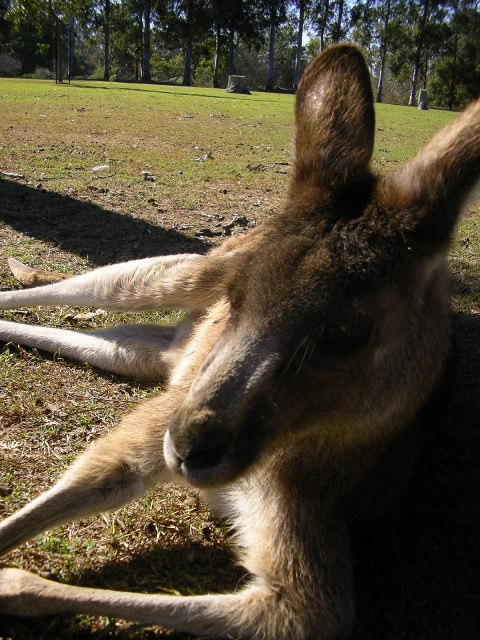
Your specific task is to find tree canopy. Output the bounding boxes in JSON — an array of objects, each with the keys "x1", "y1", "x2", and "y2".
[{"x1": 0, "y1": 0, "x2": 479, "y2": 109}]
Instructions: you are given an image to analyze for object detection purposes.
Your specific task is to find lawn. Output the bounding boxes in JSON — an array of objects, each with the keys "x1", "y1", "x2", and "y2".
[{"x1": 0, "y1": 78, "x2": 479, "y2": 639}]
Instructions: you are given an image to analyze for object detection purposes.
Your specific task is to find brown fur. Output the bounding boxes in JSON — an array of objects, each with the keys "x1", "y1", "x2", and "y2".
[{"x1": 0, "y1": 44, "x2": 479, "y2": 639}]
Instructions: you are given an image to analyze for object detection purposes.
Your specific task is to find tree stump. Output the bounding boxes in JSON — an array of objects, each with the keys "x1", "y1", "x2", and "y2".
[
  {"x1": 418, "y1": 89, "x2": 428, "y2": 110},
  {"x1": 225, "y1": 75, "x2": 250, "y2": 95}
]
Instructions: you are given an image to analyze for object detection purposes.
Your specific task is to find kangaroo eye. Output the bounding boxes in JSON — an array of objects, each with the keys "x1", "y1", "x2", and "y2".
[{"x1": 322, "y1": 319, "x2": 373, "y2": 355}]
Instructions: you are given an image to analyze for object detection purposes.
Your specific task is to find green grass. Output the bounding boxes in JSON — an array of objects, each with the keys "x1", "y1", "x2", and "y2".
[{"x1": 0, "y1": 78, "x2": 479, "y2": 640}]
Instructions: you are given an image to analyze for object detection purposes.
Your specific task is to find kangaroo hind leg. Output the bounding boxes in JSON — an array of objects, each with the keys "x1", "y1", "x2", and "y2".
[
  {"x1": 0, "y1": 253, "x2": 215, "y2": 312},
  {"x1": 0, "y1": 319, "x2": 192, "y2": 380}
]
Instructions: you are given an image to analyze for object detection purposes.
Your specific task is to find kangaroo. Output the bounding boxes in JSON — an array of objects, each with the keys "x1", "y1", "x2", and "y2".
[{"x1": 0, "y1": 44, "x2": 479, "y2": 639}]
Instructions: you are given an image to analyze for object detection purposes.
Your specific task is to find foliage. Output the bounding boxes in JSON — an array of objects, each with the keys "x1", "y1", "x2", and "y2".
[
  {"x1": 0, "y1": 0, "x2": 479, "y2": 105},
  {"x1": 429, "y1": 1, "x2": 480, "y2": 109}
]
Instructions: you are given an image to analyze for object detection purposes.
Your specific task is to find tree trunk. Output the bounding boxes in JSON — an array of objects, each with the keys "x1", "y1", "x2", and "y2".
[
  {"x1": 54, "y1": 19, "x2": 62, "y2": 82},
  {"x1": 48, "y1": 0, "x2": 60, "y2": 83},
  {"x1": 136, "y1": 9, "x2": 142, "y2": 81},
  {"x1": 408, "y1": 64, "x2": 420, "y2": 106},
  {"x1": 448, "y1": 0, "x2": 459, "y2": 111},
  {"x1": 265, "y1": 3, "x2": 276, "y2": 91},
  {"x1": 183, "y1": 0, "x2": 193, "y2": 85},
  {"x1": 142, "y1": 0, "x2": 151, "y2": 82},
  {"x1": 318, "y1": 0, "x2": 330, "y2": 51},
  {"x1": 408, "y1": 0, "x2": 430, "y2": 106},
  {"x1": 68, "y1": 16, "x2": 74, "y2": 83},
  {"x1": 103, "y1": 0, "x2": 110, "y2": 81},
  {"x1": 422, "y1": 50, "x2": 428, "y2": 89},
  {"x1": 213, "y1": 22, "x2": 221, "y2": 88},
  {"x1": 332, "y1": 0, "x2": 344, "y2": 42},
  {"x1": 376, "y1": 0, "x2": 391, "y2": 103},
  {"x1": 293, "y1": 0, "x2": 305, "y2": 90},
  {"x1": 228, "y1": 25, "x2": 236, "y2": 75}
]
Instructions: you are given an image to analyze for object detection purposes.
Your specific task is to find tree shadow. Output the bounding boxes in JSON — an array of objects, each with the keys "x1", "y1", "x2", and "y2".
[
  {"x1": 0, "y1": 178, "x2": 209, "y2": 266},
  {"x1": 69, "y1": 81, "x2": 274, "y2": 103},
  {"x1": 72, "y1": 543, "x2": 246, "y2": 596},
  {"x1": 353, "y1": 309, "x2": 480, "y2": 639}
]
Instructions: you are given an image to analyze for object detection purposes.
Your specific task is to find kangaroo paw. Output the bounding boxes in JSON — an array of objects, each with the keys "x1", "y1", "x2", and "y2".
[{"x1": 7, "y1": 258, "x2": 72, "y2": 286}]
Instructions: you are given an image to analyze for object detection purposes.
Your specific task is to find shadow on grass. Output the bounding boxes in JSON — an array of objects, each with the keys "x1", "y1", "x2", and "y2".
[
  {"x1": 0, "y1": 178, "x2": 209, "y2": 266},
  {"x1": 73, "y1": 543, "x2": 246, "y2": 596},
  {"x1": 0, "y1": 544, "x2": 245, "y2": 640},
  {"x1": 70, "y1": 81, "x2": 275, "y2": 103}
]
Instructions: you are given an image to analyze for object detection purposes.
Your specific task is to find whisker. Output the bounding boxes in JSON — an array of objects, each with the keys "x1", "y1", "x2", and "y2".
[{"x1": 269, "y1": 327, "x2": 323, "y2": 401}]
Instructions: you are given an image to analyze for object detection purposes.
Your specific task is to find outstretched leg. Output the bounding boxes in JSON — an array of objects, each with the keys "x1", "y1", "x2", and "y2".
[
  {"x1": 0, "y1": 318, "x2": 194, "y2": 379},
  {"x1": 1, "y1": 227, "x2": 265, "y2": 312},
  {"x1": 0, "y1": 253, "x2": 220, "y2": 312}
]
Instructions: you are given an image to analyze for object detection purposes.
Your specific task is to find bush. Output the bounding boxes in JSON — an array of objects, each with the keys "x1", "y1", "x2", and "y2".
[
  {"x1": 0, "y1": 53, "x2": 21, "y2": 77},
  {"x1": 21, "y1": 66, "x2": 54, "y2": 80}
]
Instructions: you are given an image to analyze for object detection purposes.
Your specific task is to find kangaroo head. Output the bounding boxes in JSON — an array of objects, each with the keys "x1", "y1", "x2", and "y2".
[{"x1": 164, "y1": 45, "x2": 480, "y2": 489}]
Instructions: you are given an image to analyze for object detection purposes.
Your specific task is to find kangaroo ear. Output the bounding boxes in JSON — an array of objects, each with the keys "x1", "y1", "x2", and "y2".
[
  {"x1": 294, "y1": 45, "x2": 374, "y2": 191},
  {"x1": 379, "y1": 99, "x2": 480, "y2": 246}
]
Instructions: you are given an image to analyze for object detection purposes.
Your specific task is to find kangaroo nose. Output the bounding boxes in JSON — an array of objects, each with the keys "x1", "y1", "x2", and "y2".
[
  {"x1": 168, "y1": 408, "x2": 232, "y2": 471},
  {"x1": 182, "y1": 428, "x2": 230, "y2": 470}
]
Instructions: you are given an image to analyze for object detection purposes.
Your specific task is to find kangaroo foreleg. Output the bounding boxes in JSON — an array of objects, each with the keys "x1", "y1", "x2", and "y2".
[
  {"x1": 0, "y1": 253, "x2": 224, "y2": 312},
  {"x1": 0, "y1": 319, "x2": 191, "y2": 379},
  {"x1": 0, "y1": 394, "x2": 178, "y2": 555}
]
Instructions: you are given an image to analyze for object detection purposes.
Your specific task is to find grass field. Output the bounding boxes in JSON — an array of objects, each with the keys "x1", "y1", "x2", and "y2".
[{"x1": 0, "y1": 78, "x2": 479, "y2": 640}]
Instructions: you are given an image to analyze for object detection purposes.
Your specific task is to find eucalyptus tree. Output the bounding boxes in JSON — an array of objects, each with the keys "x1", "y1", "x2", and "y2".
[
  {"x1": 263, "y1": 0, "x2": 287, "y2": 90},
  {"x1": 293, "y1": 0, "x2": 308, "y2": 88},
  {"x1": 0, "y1": 0, "x2": 12, "y2": 53},
  {"x1": 430, "y1": 0, "x2": 480, "y2": 109},
  {"x1": 5, "y1": 0, "x2": 93, "y2": 77},
  {"x1": 350, "y1": 0, "x2": 404, "y2": 102},
  {"x1": 308, "y1": 0, "x2": 335, "y2": 51}
]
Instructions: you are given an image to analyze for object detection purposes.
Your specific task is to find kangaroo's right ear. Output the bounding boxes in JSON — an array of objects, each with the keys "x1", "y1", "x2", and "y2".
[{"x1": 293, "y1": 45, "x2": 374, "y2": 194}]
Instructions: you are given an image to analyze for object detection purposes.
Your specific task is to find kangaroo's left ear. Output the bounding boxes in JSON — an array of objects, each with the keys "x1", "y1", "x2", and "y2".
[
  {"x1": 293, "y1": 44, "x2": 375, "y2": 193},
  {"x1": 378, "y1": 99, "x2": 480, "y2": 247}
]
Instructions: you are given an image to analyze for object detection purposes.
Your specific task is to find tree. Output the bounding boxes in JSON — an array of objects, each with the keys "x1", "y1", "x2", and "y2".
[
  {"x1": 429, "y1": 1, "x2": 480, "y2": 109},
  {"x1": 293, "y1": 0, "x2": 307, "y2": 89},
  {"x1": 103, "y1": 0, "x2": 111, "y2": 80},
  {"x1": 408, "y1": 0, "x2": 431, "y2": 105},
  {"x1": 209, "y1": 0, "x2": 224, "y2": 87},
  {"x1": 107, "y1": 0, "x2": 143, "y2": 80},
  {"x1": 5, "y1": 1, "x2": 51, "y2": 74},
  {"x1": 224, "y1": 0, "x2": 262, "y2": 75},
  {"x1": 309, "y1": 0, "x2": 334, "y2": 51},
  {"x1": 264, "y1": 0, "x2": 287, "y2": 90},
  {"x1": 331, "y1": 0, "x2": 345, "y2": 42},
  {"x1": 203, "y1": 0, "x2": 265, "y2": 85},
  {"x1": 376, "y1": 0, "x2": 392, "y2": 102},
  {"x1": 350, "y1": 0, "x2": 400, "y2": 103},
  {"x1": 142, "y1": 0, "x2": 151, "y2": 81},
  {"x1": 0, "y1": 0, "x2": 12, "y2": 52}
]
